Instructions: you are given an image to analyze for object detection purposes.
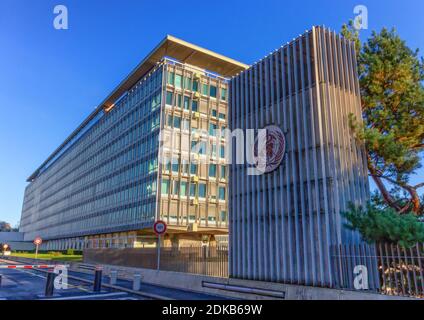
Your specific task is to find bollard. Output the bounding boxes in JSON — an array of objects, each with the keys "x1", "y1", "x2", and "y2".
[
  {"x1": 109, "y1": 270, "x2": 117, "y2": 285},
  {"x1": 93, "y1": 267, "x2": 102, "y2": 292},
  {"x1": 45, "y1": 272, "x2": 55, "y2": 297},
  {"x1": 133, "y1": 273, "x2": 141, "y2": 291}
]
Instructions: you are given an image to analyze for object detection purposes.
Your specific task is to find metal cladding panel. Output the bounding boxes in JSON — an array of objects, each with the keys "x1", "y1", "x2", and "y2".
[{"x1": 229, "y1": 27, "x2": 369, "y2": 287}]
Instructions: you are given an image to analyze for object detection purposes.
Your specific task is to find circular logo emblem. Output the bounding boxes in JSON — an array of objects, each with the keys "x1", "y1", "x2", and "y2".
[
  {"x1": 34, "y1": 237, "x2": 43, "y2": 245},
  {"x1": 153, "y1": 220, "x2": 167, "y2": 235},
  {"x1": 254, "y1": 125, "x2": 286, "y2": 174}
]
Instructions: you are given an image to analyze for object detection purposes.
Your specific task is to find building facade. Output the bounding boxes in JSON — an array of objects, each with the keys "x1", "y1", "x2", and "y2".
[
  {"x1": 20, "y1": 36, "x2": 247, "y2": 250},
  {"x1": 229, "y1": 27, "x2": 369, "y2": 287}
]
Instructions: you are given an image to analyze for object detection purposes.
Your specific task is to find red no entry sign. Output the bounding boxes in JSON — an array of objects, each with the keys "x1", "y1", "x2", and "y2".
[
  {"x1": 34, "y1": 237, "x2": 42, "y2": 246},
  {"x1": 153, "y1": 220, "x2": 167, "y2": 235}
]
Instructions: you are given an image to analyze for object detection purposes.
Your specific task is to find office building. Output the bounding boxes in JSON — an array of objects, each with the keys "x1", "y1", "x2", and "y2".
[{"x1": 19, "y1": 36, "x2": 247, "y2": 250}]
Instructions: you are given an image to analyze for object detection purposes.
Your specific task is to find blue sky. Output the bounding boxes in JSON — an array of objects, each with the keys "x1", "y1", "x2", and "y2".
[{"x1": 0, "y1": 0, "x2": 423, "y2": 226}]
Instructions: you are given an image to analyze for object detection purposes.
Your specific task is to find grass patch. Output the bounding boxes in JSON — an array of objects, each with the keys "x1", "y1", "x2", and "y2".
[{"x1": 10, "y1": 252, "x2": 83, "y2": 262}]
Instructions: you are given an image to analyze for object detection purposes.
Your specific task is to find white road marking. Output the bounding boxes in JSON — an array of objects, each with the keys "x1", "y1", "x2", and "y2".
[
  {"x1": 12, "y1": 268, "x2": 91, "y2": 293},
  {"x1": 44, "y1": 292, "x2": 129, "y2": 300}
]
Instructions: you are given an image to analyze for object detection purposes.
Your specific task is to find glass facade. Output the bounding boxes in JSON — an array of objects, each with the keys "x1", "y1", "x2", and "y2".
[
  {"x1": 20, "y1": 66, "x2": 163, "y2": 241},
  {"x1": 20, "y1": 56, "x2": 231, "y2": 246}
]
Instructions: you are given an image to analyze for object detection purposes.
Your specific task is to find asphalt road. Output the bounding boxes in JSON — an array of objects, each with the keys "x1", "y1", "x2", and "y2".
[{"x1": 0, "y1": 259, "x2": 228, "y2": 300}]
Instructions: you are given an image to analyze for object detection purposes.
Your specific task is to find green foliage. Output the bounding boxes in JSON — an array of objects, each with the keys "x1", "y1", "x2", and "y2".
[
  {"x1": 66, "y1": 249, "x2": 75, "y2": 255},
  {"x1": 343, "y1": 203, "x2": 424, "y2": 248},
  {"x1": 48, "y1": 251, "x2": 61, "y2": 256},
  {"x1": 342, "y1": 23, "x2": 424, "y2": 214}
]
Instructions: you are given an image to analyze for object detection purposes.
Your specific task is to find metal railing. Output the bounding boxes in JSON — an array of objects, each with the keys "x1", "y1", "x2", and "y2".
[
  {"x1": 83, "y1": 245, "x2": 229, "y2": 278},
  {"x1": 332, "y1": 243, "x2": 424, "y2": 298}
]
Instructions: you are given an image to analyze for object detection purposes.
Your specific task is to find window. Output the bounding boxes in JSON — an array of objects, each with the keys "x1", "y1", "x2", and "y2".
[
  {"x1": 164, "y1": 158, "x2": 171, "y2": 172},
  {"x1": 180, "y1": 181, "x2": 187, "y2": 196},
  {"x1": 190, "y1": 184, "x2": 196, "y2": 197},
  {"x1": 167, "y1": 72, "x2": 174, "y2": 85},
  {"x1": 173, "y1": 116, "x2": 181, "y2": 129},
  {"x1": 209, "y1": 123, "x2": 217, "y2": 136},
  {"x1": 172, "y1": 159, "x2": 179, "y2": 173},
  {"x1": 211, "y1": 109, "x2": 217, "y2": 117},
  {"x1": 166, "y1": 91, "x2": 173, "y2": 105},
  {"x1": 172, "y1": 181, "x2": 179, "y2": 195},
  {"x1": 219, "y1": 187, "x2": 226, "y2": 200},
  {"x1": 182, "y1": 119, "x2": 190, "y2": 131},
  {"x1": 199, "y1": 183, "x2": 206, "y2": 198},
  {"x1": 192, "y1": 80, "x2": 199, "y2": 92},
  {"x1": 181, "y1": 160, "x2": 189, "y2": 174},
  {"x1": 184, "y1": 77, "x2": 192, "y2": 90},
  {"x1": 175, "y1": 74, "x2": 182, "y2": 88},
  {"x1": 192, "y1": 100, "x2": 198, "y2": 112},
  {"x1": 190, "y1": 163, "x2": 198, "y2": 175},
  {"x1": 220, "y1": 166, "x2": 226, "y2": 179},
  {"x1": 167, "y1": 114, "x2": 173, "y2": 127},
  {"x1": 220, "y1": 211, "x2": 227, "y2": 222},
  {"x1": 221, "y1": 88, "x2": 227, "y2": 101},
  {"x1": 209, "y1": 164, "x2": 217, "y2": 178},
  {"x1": 202, "y1": 84, "x2": 208, "y2": 95},
  {"x1": 211, "y1": 143, "x2": 217, "y2": 157},
  {"x1": 219, "y1": 113, "x2": 226, "y2": 120},
  {"x1": 220, "y1": 145, "x2": 225, "y2": 158},
  {"x1": 161, "y1": 179, "x2": 169, "y2": 194},
  {"x1": 210, "y1": 85, "x2": 217, "y2": 98},
  {"x1": 183, "y1": 96, "x2": 190, "y2": 110},
  {"x1": 176, "y1": 94, "x2": 182, "y2": 108}
]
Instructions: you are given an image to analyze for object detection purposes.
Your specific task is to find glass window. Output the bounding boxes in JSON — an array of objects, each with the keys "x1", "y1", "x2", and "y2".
[
  {"x1": 182, "y1": 118, "x2": 190, "y2": 131},
  {"x1": 219, "y1": 113, "x2": 226, "y2": 120},
  {"x1": 190, "y1": 163, "x2": 198, "y2": 175},
  {"x1": 172, "y1": 159, "x2": 179, "y2": 173},
  {"x1": 177, "y1": 94, "x2": 182, "y2": 108},
  {"x1": 192, "y1": 100, "x2": 198, "y2": 112},
  {"x1": 220, "y1": 145, "x2": 225, "y2": 158},
  {"x1": 161, "y1": 179, "x2": 169, "y2": 194},
  {"x1": 173, "y1": 116, "x2": 181, "y2": 129},
  {"x1": 202, "y1": 84, "x2": 208, "y2": 95},
  {"x1": 167, "y1": 72, "x2": 174, "y2": 85},
  {"x1": 209, "y1": 164, "x2": 217, "y2": 177},
  {"x1": 166, "y1": 91, "x2": 173, "y2": 105},
  {"x1": 167, "y1": 114, "x2": 173, "y2": 127},
  {"x1": 210, "y1": 85, "x2": 217, "y2": 98},
  {"x1": 181, "y1": 160, "x2": 189, "y2": 174},
  {"x1": 173, "y1": 181, "x2": 179, "y2": 195},
  {"x1": 220, "y1": 166, "x2": 226, "y2": 178},
  {"x1": 180, "y1": 181, "x2": 187, "y2": 196},
  {"x1": 211, "y1": 143, "x2": 217, "y2": 157},
  {"x1": 209, "y1": 123, "x2": 217, "y2": 136},
  {"x1": 175, "y1": 74, "x2": 182, "y2": 88},
  {"x1": 219, "y1": 187, "x2": 226, "y2": 200},
  {"x1": 190, "y1": 184, "x2": 196, "y2": 197},
  {"x1": 220, "y1": 211, "x2": 227, "y2": 222},
  {"x1": 184, "y1": 77, "x2": 192, "y2": 90},
  {"x1": 192, "y1": 80, "x2": 199, "y2": 92},
  {"x1": 221, "y1": 88, "x2": 227, "y2": 101},
  {"x1": 199, "y1": 183, "x2": 206, "y2": 198},
  {"x1": 212, "y1": 109, "x2": 217, "y2": 117},
  {"x1": 183, "y1": 96, "x2": 190, "y2": 110}
]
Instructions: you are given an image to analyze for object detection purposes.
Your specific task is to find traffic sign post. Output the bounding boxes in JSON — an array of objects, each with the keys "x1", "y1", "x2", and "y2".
[
  {"x1": 33, "y1": 237, "x2": 42, "y2": 260},
  {"x1": 153, "y1": 221, "x2": 167, "y2": 271}
]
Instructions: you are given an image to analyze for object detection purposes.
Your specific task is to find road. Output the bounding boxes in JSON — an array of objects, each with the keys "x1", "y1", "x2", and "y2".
[{"x1": 0, "y1": 258, "x2": 228, "y2": 300}]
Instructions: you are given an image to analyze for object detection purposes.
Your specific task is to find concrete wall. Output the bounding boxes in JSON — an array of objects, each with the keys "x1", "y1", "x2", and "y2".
[{"x1": 75, "y1": 262, "x2": 414, "y2": 300}]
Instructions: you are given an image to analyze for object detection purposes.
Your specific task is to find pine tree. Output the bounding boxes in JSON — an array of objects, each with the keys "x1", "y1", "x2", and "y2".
[{"x1": 342, "y1": 23, "x2": 424, "y2": 215}]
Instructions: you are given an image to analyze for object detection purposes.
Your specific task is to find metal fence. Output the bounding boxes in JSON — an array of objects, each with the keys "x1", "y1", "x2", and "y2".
[
  {"x1": 83, "y1": 245, "x2": 229, "y2": 278},
  {"x1": 332, "y1": 243, "x2": 424, "y2": 298}
]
